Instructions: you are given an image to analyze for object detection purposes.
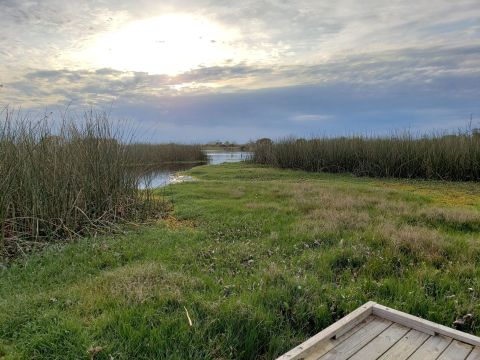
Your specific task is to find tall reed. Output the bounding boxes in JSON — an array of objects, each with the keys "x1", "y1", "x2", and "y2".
[
  {"x1": 253, "y1": 132, "x2": 480, "y2": 181},
  {"x1": 0, "y1": 109, "x2": 161, "y2": 259},
  {"x1": 127, "y1": 143, "x2": 207, "y2": 168}
]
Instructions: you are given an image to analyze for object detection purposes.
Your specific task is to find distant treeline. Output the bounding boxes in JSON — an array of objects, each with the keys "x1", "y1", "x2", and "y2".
[
  {"x1": 203, "y1": 141, "x2": 254, "y2": 151},
  {"x1": 253, "y1": 132, "x2": 480, "y2": 181}
]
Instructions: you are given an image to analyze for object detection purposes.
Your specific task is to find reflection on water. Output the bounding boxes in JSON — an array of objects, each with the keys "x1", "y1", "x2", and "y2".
[
  {"x1": 205, "y1": 151, "x2": 252, "y2": 165},
  {"x1": 138, "y1": 162, "x2": 198, "y2": 189},
  {"x1": 139, "y1": 151, "x2": 252, "y2": 188}
]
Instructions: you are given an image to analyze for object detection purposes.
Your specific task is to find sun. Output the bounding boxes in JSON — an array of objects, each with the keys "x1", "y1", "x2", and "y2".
[{"x1": 75, "y1": 14, "x2": 241, "y2": 75}]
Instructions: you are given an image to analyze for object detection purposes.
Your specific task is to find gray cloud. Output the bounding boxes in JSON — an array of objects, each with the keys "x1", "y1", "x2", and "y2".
[
  {"x1": 1, "y1": 0, "x2": 479, "y2": 140},
  {"x1": 5, "y1": 43, "x2": 477, "y2": 104}
]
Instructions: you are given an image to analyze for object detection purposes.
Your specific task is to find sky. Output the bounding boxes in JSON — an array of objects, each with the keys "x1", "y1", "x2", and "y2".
[{"x1": 1, "y1": 0, "x2": 479, "y2": 142}]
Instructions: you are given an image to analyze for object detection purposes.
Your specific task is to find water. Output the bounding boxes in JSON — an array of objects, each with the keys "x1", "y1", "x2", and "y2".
[
  {"x1": 139, "y1": 151, "x2": 252, "y2": 188},
  {"x1": 138, "y1": 162, "x2": 198, "y2": 189},
  {"x1": 205, "y1": 150, "x2": 252, "y2": 165}
]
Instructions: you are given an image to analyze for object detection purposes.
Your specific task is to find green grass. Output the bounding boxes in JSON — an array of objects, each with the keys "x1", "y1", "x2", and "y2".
[{"x1": 1, "y1": 162, "x2": 480, "y2": 359}]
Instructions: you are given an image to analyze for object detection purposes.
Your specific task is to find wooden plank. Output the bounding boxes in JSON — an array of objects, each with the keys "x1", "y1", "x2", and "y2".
[
  {"x1": 373, "y1": 304, "x2": 480, "y2": 346},
  {"x1": 348, "y1": 322, "x2": 410, "y2": 360},
  {"x1": 373, "y1": 304, "x2": 435, "y2": 335},
  {"x1": 317, "y1": 317, "x2": 392, "y2": 360},
  {"x1": 334, "y1": 303, "x2": 376, "y2": 339},
  {"x1": 276, "y1": 301, "x2": 376, "y2": 360},
  {"x1": 466, "y1": 347, "x2": 480, "y2": 360},
  {"x1": 279, "y1": 301, "x2": 480, "y2": 360},
  {"x1": 303, "y1": 316, "x2": 376, "y2": 360},
  {"x1": 437, "y1": 340, "x2": 473, "y2": 360},
  {"x1": 377, "y1": 329, "x2": 430, "y2": 360},
  {"x1": 408, "y1": 335, "x2": 452, "y2": 360}
]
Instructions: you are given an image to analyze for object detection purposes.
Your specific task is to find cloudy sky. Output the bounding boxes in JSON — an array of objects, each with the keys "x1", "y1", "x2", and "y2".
[{"x1": 1, "y1": 0, "x2": 479, "y2": 142}]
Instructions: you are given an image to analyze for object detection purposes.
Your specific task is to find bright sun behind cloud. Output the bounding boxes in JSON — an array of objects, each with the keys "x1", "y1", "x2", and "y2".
[{"x1": 74, "y1": 14, "x2": 246, "y2": 75}]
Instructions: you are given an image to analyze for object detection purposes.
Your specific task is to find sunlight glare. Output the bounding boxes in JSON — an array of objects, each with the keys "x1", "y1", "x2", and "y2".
[{"x1": 76, "y1": 14, "x2": 242, "y2": 75}]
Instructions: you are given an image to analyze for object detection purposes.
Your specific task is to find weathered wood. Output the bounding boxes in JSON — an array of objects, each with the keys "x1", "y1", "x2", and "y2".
[
  {"x1": 317, "y1": 317, "x2": 392, "y2": 360},
  {"x1": 334, "y1": 303, "x2": 376, "y2": 339},
  {"x1": 437, "y1": 340, "x2": 474, "y2": 360},
  {"x1": 377, "y1": 329, "x2": 430, "y2": 360},
  {"x1": 276, "y1": 301, "x2": 376, "y2": 360},
  {"x1": 466, "y1": 347, "x2": 480, "y2": 360},
  {"x1": 303, "y1": 316, "x2": 376, "y2": 360},
  {"x1": 278, "y1": 302, "x2": 480, "y2": 360},
  {"x1": 373, "y1": 304, "x2": 480, "y2": 346},
  {"x1": 407, "y1": 335, "x2": 452, "y2": 360},
  {"x1": 348, "y1": 322, "x2": 410, "y2": 360}
]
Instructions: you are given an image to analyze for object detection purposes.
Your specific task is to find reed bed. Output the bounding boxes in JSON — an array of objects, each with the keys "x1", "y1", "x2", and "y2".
[
  {"x1": 128, "y1": 143, "x2": 207, "y2": 167},
  {"x1": 0, "y1": 109, "x2": 162, "y2": 259},
  {"x1": 253, "y1": 132, "x2": 480, "y2": 181}
]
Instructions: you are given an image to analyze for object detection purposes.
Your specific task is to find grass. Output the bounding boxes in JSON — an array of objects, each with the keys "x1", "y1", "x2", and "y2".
[
  {"x1": 253, "y1": 132, "x2": 480, "y2": 181},
  {"x1": 0, "y1": 109, "x2": 162, "y2": 260},
  {"x1": 0, "y1": 109, "x2": 206, "y2": 260},
  {"x1": 1, "y1": 162, "x2": 480, "y2": 359},
  {"x1": 128, "y1": 143, "x2": 207, "y2": 168}
]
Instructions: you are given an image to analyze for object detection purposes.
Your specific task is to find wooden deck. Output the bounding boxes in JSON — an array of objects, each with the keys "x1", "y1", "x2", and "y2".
[{"x1": 278, "y1": 302, "x2": 480, "y2": 360}]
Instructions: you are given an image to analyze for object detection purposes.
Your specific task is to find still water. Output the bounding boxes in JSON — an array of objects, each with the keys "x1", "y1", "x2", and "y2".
[{"x1": 139, "y1": 151, "x2": 252, "y2": 188}]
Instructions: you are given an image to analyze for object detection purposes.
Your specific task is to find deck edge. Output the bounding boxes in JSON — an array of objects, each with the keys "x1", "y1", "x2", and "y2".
[
  {"x1": 372, "y1": 304, "x2": 480, "y2": 347},
  {"x1": 275, "y1": 301, "x2": 376, "y2": 360}
]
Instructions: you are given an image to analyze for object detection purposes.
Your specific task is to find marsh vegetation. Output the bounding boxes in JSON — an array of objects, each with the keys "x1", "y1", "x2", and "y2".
[
  {"x1": 2, "y1": 109, "x2": 480, "y2": 359},
  {"x1": 0, "y1": 110, "x2": 206, "y2": 259},
  {"x1": 254, "y1": 132, "x2": 480, "y2": 181},
  {"x1": 128, "y1": 143, "x2": 207, "y2": 167},
  {"x1": 1, "y1": 163, "x2": 480, "y2": 359}
]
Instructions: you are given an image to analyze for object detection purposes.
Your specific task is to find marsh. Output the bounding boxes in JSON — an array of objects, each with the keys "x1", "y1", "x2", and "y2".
[{"x1": 139, "y1": 150, "x2": 252, "y2": 188}]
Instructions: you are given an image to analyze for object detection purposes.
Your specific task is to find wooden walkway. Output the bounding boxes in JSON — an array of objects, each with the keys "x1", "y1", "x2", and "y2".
[{"x1": 278, "y1": 302, "x2": 480, "y2": 360}]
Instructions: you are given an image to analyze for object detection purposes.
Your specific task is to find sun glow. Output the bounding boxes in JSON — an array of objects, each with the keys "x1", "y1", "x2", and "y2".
[{"x1": 75, "y1": 14, "x2": 245, "y2": 75}]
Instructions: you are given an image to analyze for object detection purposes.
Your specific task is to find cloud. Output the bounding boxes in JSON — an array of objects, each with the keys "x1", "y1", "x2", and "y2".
[
  {"x1": 2, "y1": 0, "x2": 479, "y2": 78},
  {"x1": 1, "y1": 0, "x2": 479, "y2": 141},
  {"x1": 4, "y1": 43, "x2": 478, "y2": 105}
]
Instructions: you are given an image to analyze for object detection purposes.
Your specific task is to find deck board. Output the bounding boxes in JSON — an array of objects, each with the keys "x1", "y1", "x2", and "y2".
[
  {"x1": 348, "y1": 322, "x2": 410, "y2": 360},
  {"x1": 303, "y1": 316, "x2": 376, "y2": 360},
  {"x1": 377, "y1": 329, "x2": 430, "y2": 360},
  {"x1": 466, "y1": 347, "x2": 480, "y2": 360},
  {"x1": 437, "y1": 340, "x2": 474, "y2": 360},
  {"x1": 406, "y1": 334, "x2": 452, "y2": 360},
  {"x1": 277, "y1": 302, "x2": 480, "y2": 360},
  {"x1": 317, "y1": 317, "x2": 391, "y2": 360}
]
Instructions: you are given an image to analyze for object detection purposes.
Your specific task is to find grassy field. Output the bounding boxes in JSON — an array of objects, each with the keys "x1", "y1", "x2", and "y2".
[{"x1": 1, "y1": 162, "x2": 480, "y2": 359}]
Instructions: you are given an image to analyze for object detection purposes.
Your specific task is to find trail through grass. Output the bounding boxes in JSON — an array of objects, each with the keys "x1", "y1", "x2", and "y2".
[{"x1": 1, "y1": 163, "x2": 480, "y2": 359}]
